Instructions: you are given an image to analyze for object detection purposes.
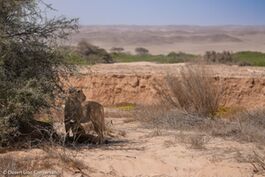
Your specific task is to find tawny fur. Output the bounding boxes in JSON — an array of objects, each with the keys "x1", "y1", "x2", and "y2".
[
  {"x1": 64, "y1": 88, "x2": 86, "y2": 138},
  {"x1": 82, "y1": 101, "x2": 105, "y2": 143}
]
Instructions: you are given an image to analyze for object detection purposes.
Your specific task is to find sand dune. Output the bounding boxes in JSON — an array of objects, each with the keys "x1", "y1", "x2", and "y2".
[{"x1": 69, "y1": 25, "x2": 265, "y2": 54}]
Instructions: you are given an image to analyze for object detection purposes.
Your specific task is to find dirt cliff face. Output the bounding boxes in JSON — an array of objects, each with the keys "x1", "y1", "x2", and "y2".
[
  {"x1": 45, "y1": 65, "x2": 265, "y2": 123},
  {"x1": 69, "y1": 74, "x2": 162, "y2": 106},
  {"x1": 67, "y1": 63, "x2": 265, "y2": 108},
  {"x1": 220, "y1": 77, "x2": 265, "y2": 108}
]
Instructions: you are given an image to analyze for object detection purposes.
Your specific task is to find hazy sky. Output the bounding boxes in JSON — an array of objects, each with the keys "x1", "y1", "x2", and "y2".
[{"x1": 43, "y1": 0, "x2": 265, "y2": 25}]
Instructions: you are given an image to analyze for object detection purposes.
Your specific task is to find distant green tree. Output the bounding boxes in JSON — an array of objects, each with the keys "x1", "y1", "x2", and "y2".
[
  {"x1": 135, "y1": 47, "x2": 149, "y2": 55},
  {"x1": 110, "y1": 47, "x2": 124, "y2": 53},
  {"x1": 77, "y1": 40, "x2": 113, "y2": 64},
  {"x1": 0, "y1": 0, "x2": 78, "y2": 146},
  {"x1": 167, "y1": 52, "x2": 178, "y2": 58},
  {"x1": 204, "y1": 51, "x2": 233, "y2": 64}
]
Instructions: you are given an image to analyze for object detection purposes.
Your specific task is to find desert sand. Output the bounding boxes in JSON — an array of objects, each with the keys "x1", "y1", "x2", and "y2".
[
  {"x1": 69, "y1": 25, "x2": 265, "y2": 54},
  {"x1": 0, "y1": 113, "x2": 263, "y2": 177}
]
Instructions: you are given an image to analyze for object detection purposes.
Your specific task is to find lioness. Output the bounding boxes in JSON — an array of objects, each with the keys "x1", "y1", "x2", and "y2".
[
  {"x1": 82, "y1": 101, "x2": 105, "y2": 144},
  {"x1": 64, "y1": 88, "x2": 86, "y2": 140}
]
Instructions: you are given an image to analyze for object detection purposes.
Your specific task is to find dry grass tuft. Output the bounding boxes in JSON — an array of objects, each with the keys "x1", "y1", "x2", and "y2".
[
  {"x1": 134, "y1": 105, "x2": 265, "y2": 145},
  {"x1": 234, "y1": 109, "x2": 265, "y2": 143},
  {"x1": 251, "y1": 151, "x2": 265, "y2": 174},
  {"x1": 134, "y1": 105, "x2": 212, "y2": 131},
  {"x1": 165, "y1": 64, "x2": 223, "y2": 118},
  {"x1": 0, "y1": 146, "x2": 93, "y2": 177},
  {"x1": 236, "y1": 150, "x2": 265, "y2": 175},
  {"x1": 42, "y1": 146, "x2": 93, "y2": 176},
  {"x1": 188, "y1": 134, "x2": 210, "y2": 149},
  {"x1": 0, "y1": 154, "x2": 60, "y2": 177},
  {"x1": 177, "y1": 133, "x2": 211, "y2": 150}
]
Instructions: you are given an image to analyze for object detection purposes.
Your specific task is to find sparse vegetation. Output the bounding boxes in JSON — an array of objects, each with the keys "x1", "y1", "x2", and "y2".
[
  {"x1": 252, "y1": 151, "x2": 265, "y2": 174},
  {"x1": 165, "y1": 65, "x2": 223, "y2": 118},
  {"x1": 133, "y1": 65, "x2": 265, "y2": 146},
  {"x1": 134, "y1": 104, "x2": 265, "y2": 146},
  {"x1": 63, "y1": 49, "x2": 265, "y2": 66},
  {"x1": 178, "y1": 133, "x2": 210, "y2": 149},
  {"x1": 0, "y1": 147, "x2": 91, "y2": 177},
  {"x1": 115, "y1": 103, "x2": 136, "y2": 111},
  {"x1": 233, "y1": 51, "x2": 265, "y2": 66},
  {"x1": 204, "y1": 50, "x2": 265, "y2": 66},
  {"x1": 204, "y1": 51, "x2": 233, "y2": 64},
  {"x1": 231, "y1": 109, "x2": 265, "y2": 143},
  {"x1": 112, "y1": 52, "x2": 197, "y2": 63}
]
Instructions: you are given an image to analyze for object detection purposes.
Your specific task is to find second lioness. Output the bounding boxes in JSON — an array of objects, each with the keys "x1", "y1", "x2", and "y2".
[{"x1": 81, "y1": 101, "x2": 105, "y2": 143}]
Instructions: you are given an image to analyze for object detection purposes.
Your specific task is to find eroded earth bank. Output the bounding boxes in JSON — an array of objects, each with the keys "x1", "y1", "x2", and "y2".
[{"x1": 70, "y1": 63, "x2": 265, "y2": 108}]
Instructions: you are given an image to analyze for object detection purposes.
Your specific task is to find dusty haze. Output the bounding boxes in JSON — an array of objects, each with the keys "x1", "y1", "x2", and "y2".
[{"x1": 69, "y1": 25, "x2": 265, "y2": 54}]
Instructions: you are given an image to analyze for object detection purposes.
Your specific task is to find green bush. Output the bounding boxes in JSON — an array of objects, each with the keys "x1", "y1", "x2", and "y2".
[
  {"x1": 112, "y1": 52, "x2": 196, "y2": 63},
  {"x1": 76, "y1": 40, "x2": 113, "y2": 64},
  {"x1": 62, "y1": 48, "x2": 88, "y2": 65},
  {"x1": 0, "y1": 0, "x2": 77, "y2": 146},
  {"x1": 135, "y1": 47, "x2": 149, "y2": 55},
  {"x1": 233, "y1": 51, "x2": 265, "y2": 66},
  {"x1": 110, "y1": 47, "x2": 124, "y2": 53}
]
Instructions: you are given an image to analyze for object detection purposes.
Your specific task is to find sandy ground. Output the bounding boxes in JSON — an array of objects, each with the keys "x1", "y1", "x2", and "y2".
[
  {"x1": 1, "y1": 112, "x2": 264, "y2": 177},
  {"x1": 72, "y1": 116, "x2": 262, "y2": 177},
  {"x1": 77, "y1": 62, "x2": 265, "y2": 78}
]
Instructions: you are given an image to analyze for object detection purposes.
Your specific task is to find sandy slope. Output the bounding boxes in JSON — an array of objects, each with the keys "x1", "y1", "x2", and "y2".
[{"x1": 1, "y1": 114, "x2": 264, "y2": 177}]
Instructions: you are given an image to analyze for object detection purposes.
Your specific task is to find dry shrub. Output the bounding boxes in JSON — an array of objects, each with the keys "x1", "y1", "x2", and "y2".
[
  {"x1": 145, "y1": 129, "x2": 163, "y2": 138},
  {"x1": 133, "y1": 104, "x2": 174, "y2": 128},
  {"x1": 0, "y1": 148, "x2": 91, "y2": 177},
  {"x1": 134, "y1": 104, "x2": 265, "y2": 145},
  {"x1": 235, "y1": 109, "x2": 265, "y2": 143},
  {"x1": 237, "y1": 151, "x2": 265, "y2": 175},
  {"x1": 134, "y1": 104, "x2": 213, "y2": 131},
  {"x1": 165, "y1": 64, "x2": 223, "y2": 118},
  {"x1": 43, "y1": 146, "x2": 90, "y2": 175},
  {"x1": 180, "y1": 134, "x2": 211, "y2": 150},
  {"x1": 104, "y1": 107, "x2": 133, "y2": 118},
  {"x1": 210, "y1": 108, "x2": 265, "y2": 144},
  {"x1": 0, "y1": 155, "x2": 60, "y2": 177},
  {"x1": 251, "y1": 151, "x2": 265, "y2": 174},
  {"x1": 204, "y1": 51, "x2": 233, "y2": 64}
]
